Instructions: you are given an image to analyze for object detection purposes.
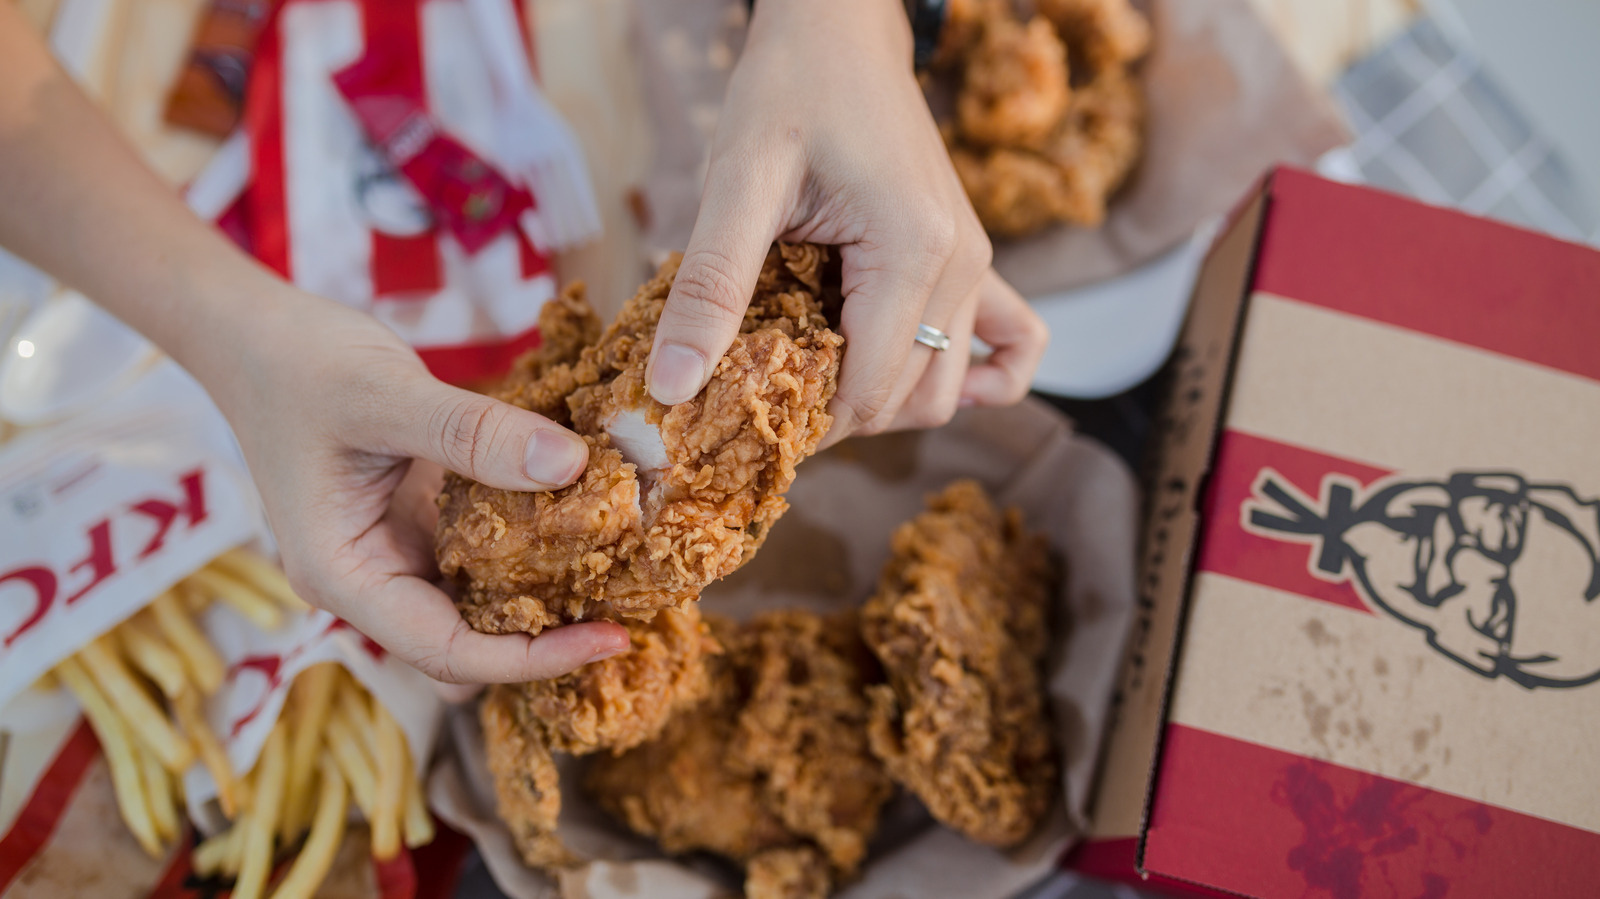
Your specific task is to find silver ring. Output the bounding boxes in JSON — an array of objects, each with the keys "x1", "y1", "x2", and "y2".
[{"x1": 914, "y1": 322, "x2": 951, "y2": 352}]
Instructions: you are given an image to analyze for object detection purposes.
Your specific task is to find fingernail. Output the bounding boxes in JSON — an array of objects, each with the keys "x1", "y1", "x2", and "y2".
[
  {"x1": 585, "y1": 645, "x2": 626, "y2": 665},
  {"x1": 524, "y1": 429, "x2": 587, "y2": 487},
  {"x1": 649, "y1": 342, "x2": 708, "y2": 405}
]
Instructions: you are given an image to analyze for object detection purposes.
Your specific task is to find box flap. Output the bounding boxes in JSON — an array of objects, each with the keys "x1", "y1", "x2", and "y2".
[{"x1": 1076, "y1": 178, "x2": 1270, "y2": 854}]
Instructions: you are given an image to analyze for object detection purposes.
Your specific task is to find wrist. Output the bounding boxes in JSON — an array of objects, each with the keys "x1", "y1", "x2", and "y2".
[{"x1": 158, "y1": 254, "x2": 315, "y2": 415}]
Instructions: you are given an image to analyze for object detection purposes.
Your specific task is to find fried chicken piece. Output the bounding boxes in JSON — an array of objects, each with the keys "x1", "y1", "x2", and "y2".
[
  {"x1": 436, "y1": 245, "x2": 845, "y2": 635},
  {"x1": 949, "y1": 65, "x2": 1144, "y2": 233},
  {"x1": 493, "y1": 282, "x2": 604, "y2": 418},
  {"x1": 586, "y1": 611, "x2": 892, "y2": 897},
  {"x1": 950, "y1": 143, "x2": 1077, "y2": 238},
  {"x1": 1040, "y1": 68, "x2": 1144, "y2": 226},
  {"x1": 502, "y1": 606, "x2": 717, "y2": 756},
  {"x1": 860, "y1": 480, "x2": 1059, "y2": 848},
  {"x1": 933, "y1": 0, "x2": 1148, "y2": 236},
  {"x1": 481, "y1": 684, "x2": 576, "y2": 871},
  {"x1": 956, "y1": 15, "x2": 1071, "y2": 151},
  {"x1": 1036, "y1": 0, "x2": 1151, "y2": 69}
]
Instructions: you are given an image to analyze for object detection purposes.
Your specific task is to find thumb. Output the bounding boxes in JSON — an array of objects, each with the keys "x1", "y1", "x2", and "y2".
[
  {"x1": 647, "y1": 152, "x2": 793, "y2": 405},
  {"x1": 391, "y1": 379, "x2": 588, "y2": 492}
]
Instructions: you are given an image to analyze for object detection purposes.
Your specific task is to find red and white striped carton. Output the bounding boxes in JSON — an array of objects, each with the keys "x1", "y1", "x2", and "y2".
[
  {"x1": 183, "y1": 602, "x2": 443, "y2": 833},
  {"x1": 238, "y1": 0, "x2": 567, "y2": 386},
  {"x1": 0, "y1": 360, "x2": 260, "y2": 713},
  {"x1": 0, "y1": 358, "x2": 258, "y2": 896},
  {"x1": 1068, "y1": 168, "x2": 1600, "y2": 897}
]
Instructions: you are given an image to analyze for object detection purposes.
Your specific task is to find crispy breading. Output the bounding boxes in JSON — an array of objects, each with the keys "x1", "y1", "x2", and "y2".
[
  {"x1": 746, "y1": 846, "x2": 832, "y2": 899},
  {"x1": 436, "y1": 245, "x2": 844, "y2": 635},
  {"x1": 505, "y1": 606, "x2": 717, "y2": 756},
  {"x1": 956, "y1": 15, "x2": 1071, "y2": 151},
  {"x1": 1036, "y1": 0, "x2": 1151, "y2": 68},
  {"x1": 481, "y1": 684, "x2": 575, "y2": 872},
  {"x1": 585, "y1": 611, "x2": 892, "y2": 896},
  {"x1": 934, "y1": 0, "x2": 1148, "y2": 236},
  {"x1": 859, "y1": 480, "x2": 1059, "y2": 848}
]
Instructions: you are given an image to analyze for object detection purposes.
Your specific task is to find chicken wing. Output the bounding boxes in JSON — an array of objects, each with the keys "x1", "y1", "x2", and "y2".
[
  {"x1": 585, "y1": 610, "x2": 892, "y2": 898},
  {"x1": 859, "y1": 479, "x2": 1059, "y2": 848},
  {"x1": 436, "y1": 244, "x2": 845, "y2": 635}
]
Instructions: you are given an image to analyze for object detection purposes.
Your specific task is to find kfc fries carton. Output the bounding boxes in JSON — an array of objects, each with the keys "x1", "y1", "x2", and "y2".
[
  {"x1": 1068, "y1": 168, "x2": 1600, "y2": 898},
  {"x1": 0, "y1": 361, "x2": 259, "y2": 712},
  {"x1": 186, "y1": 602, "x2": 444, "y2": 831}
]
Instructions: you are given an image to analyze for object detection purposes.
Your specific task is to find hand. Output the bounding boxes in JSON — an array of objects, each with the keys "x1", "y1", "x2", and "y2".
[
  {"x1": 644, "y1": 0, "x2": 1047, "y2": 444},
  {"x1": 0, "y1": 5, "x2": 627, "y2": 685},
  {"x1": 209, "y1": 285, "x2": 629, "y2": 684}
]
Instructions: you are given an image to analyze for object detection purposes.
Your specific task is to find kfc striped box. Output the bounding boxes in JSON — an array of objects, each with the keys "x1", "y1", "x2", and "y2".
[{"x1": 1067, "y1": 168, "x2": 1600, "y2": 898}]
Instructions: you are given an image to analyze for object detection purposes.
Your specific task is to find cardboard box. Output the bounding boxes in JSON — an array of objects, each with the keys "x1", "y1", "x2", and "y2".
[{"x1": 1067, "y1": 167, "x2": 1600, "y2": 898}]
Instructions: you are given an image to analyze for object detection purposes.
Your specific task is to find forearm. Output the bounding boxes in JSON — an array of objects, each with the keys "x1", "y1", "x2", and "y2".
[
  {"x1": 0, "y1": 4, "x2": 296, "y2": 397},
  {"x1": 746, "y1": 0, "x2": 913, "y2": 62}
]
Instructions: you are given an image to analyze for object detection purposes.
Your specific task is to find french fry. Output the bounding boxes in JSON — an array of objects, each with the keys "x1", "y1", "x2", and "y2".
[
  {"x1": 55, "y1": 658, "x2": 163, "y2": 858},
  {"x1": 267, "y1": 756, "x2": 348, "y2": 899},
  {"x1": 193, "y1": 824, "x2": 246, "y2": 877},
  {"x1": 322, "y1": 713, "x2": 377, "y2": 819},
  {"x1": 371, "y1": 702, "x2": 406, "y2": 860},
  {"x1": 174, "y1": 689, "x2": 245, "y2": 818},
  {"x1": 139, "y1": 742, "x2": 180, "y2": 845},
  {"x1": 116, "y1": 615, "x2": 189, "y2": 699},
  {"x1": 77, "y1": 636, "x2": 193, "y2": 772},
  {"x1": 186, "y1": 567, "x2": 282, "y2": 631},
  {"x1": 32, "y1": 669, "x2": 58, "y2": 691},
  {"x1": 192, "y1": 826, "x2": 236, "y2": 877},
  {"x1": 150, "y1": 591, "x2": 225, "y2": 694},
  {"x1": 334, "y1": 675, "x2": 378, "y2": 760},
  {"x1": 212, "y1": 548, "x2": 311, "y2": 611},
  {"x1": 182, "y1": 582, "x2": 211, "y2": 612},
  {"x1": 234, "y1": 721, "x2": 288, "y2": 899},
  {"x1": 280, "y1": 663, "x2": 338, "y2": 842},
  {"x1": 400, "y1": 734, "x2": 435, "y2": 849}
]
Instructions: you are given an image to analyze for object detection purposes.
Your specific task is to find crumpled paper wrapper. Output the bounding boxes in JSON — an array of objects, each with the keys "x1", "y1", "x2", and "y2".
[
  {"x1": 631, "y1": 0, "x2": 1349, "y2": 296},
  {"x1": 430, "y1": 399, "x2": 1140, "y2": 899}
]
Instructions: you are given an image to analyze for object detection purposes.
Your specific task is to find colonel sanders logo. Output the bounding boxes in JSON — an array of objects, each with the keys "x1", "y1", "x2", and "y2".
[{"x1": 1244, "y1": 471, "x2": 1600, "y2": 689}]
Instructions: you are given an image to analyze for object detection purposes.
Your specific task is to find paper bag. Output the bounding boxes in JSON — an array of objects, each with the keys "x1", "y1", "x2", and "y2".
[{"x1": 430, "y1": 399, "x2": 1141, "y2": 898}]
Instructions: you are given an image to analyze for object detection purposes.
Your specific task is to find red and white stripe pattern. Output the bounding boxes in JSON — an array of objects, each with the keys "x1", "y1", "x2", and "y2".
[
  {"x1": 244, "y1": 0, "x2": 555, "y2": 385},
  {"x1": 1142, "y1": 170, "x2": 1600, "y2": 898}
]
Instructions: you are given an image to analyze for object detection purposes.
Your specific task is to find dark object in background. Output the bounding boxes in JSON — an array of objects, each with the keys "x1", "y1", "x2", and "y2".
[{"x1": 164, "y1": 0, "x2": 277, "y2": 137}]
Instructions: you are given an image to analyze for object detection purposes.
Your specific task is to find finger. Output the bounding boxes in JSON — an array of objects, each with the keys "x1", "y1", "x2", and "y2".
[
  {"x1": 350, "y1": 574, "x2": 630, "y2": 683},
  {"x1": 388, "y1": 379, "x2": 589, "y2": 492},
  {"x1": 819, "y1": 244, "x2": 952, "y2": 449},
  {"x1": 885, "y1": 298, "x2": 977, "y2": 432},
  {"x1": 961, "y1": 271, "x2": 1048, "y2": 407},
  {"x1": 647, "y1": 143, "x2": 800, "y2": 405}
]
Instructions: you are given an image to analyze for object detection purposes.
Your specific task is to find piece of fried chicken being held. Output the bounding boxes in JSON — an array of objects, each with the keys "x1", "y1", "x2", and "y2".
[{"x1": 435, "y1": 243, "x2": 844, "y2": 637}]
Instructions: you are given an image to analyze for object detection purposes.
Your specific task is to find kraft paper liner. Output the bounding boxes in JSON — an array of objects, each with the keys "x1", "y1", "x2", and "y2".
[
  {"x1": 633, "y1": 0, "x2": 1349, "y2": 297},
  {"x1": 430, "y1": 398, "x2": 1141, "y2": 899}
]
